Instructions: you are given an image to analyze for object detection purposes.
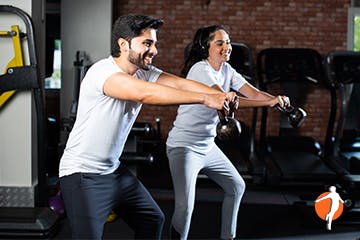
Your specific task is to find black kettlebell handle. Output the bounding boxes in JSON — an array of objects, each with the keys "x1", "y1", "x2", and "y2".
[
  {"x1": 276, "y1": 104, "x2": 294, "y2": 113},
  {"x1": 217, "y1": 109, "x2": 235, "y2": 125},
  {"x1": 217, "y1": 110, "x2": 227, "y2": 125}
]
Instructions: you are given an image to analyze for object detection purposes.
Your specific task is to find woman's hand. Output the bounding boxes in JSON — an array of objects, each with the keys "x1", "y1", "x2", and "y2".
[{"x1": 269, "y1": 95, "x2": 290, "y2": 108}]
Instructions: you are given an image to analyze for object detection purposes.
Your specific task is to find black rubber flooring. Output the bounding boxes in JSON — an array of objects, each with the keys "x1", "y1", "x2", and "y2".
[{"x1": 52, "y1": 187, "x2": 360, "y2": 239}]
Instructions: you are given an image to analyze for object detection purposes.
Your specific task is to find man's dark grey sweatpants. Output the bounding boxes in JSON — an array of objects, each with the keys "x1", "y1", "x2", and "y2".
[{"x1": 60, "y1": 164, "x2": 165, "y2": 239}]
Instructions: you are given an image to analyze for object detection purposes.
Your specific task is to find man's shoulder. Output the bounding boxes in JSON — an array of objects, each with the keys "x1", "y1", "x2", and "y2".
[
  {"x1": 88, "y1": 56, "x2": 117, "y2": 74},
  {"x1": 92, "y1": 56, "x2": 113, "y2": 67}
]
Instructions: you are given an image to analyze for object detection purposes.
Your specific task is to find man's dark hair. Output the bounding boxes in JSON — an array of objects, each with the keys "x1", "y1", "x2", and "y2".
[{"x1": 111, "y1": 14, "x2": 163, "y2": 57}]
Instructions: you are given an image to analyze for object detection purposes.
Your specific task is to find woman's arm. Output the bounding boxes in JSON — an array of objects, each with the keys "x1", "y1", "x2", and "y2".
[{"x1": 237, "y1": 82, "x2": 289, "y2": 108}]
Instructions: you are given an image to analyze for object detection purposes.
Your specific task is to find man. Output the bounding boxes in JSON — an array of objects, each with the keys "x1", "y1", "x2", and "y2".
[{"x1": 59, "y1": 14, "x2": 231, "y2": 239}]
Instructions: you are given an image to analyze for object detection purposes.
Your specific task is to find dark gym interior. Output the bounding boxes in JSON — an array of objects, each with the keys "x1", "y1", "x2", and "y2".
[{"x1": 1, "y1": 0, "x2": 360, "y2": 239}]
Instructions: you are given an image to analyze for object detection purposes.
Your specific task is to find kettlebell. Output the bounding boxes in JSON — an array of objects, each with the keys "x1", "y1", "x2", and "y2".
[
  {"x1": 216, "y1": 109, "x2": 242, "y2": 141},
  {"x1": 48, "y1": 190, "x2": 65, "y2": 217},
  {"x1": 276, "y1": 104, "x2": 307, "y2": 128}
]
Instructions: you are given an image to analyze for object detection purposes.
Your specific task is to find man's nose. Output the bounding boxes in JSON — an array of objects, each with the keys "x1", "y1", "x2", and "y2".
[{"x1": 149, "y1": 45, "x2": 158, "y2": 56}]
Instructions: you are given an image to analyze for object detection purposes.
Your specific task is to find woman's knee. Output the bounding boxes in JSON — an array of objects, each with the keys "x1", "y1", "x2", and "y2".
[
  {"x1": 236, "y1": 177, "x2": 246, "y2": 196},
  {"x1": 227, "y1": 176, "x2": 246, "y2": 198}
]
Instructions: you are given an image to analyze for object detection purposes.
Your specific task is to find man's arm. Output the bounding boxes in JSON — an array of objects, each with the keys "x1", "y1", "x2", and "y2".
[
  {"x1": 156, "y1": 72, "x2": 222, "y2": 94},
  {"x1": 157, "y1": 72, "x2": 235, "y2": 112},
  {"x1": 103, "y1": 72, "x2": 227, "y2": 110}
]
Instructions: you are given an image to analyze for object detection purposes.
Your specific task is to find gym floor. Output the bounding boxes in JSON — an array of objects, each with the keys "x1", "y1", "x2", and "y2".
[{"x1": 52, "y1": 183, "x2": 360, "y2": 239}]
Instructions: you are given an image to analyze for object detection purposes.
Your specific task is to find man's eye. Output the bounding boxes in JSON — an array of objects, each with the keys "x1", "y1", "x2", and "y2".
[{"x1": 144, "y1": 42, "x2": 151, "y2": 47}]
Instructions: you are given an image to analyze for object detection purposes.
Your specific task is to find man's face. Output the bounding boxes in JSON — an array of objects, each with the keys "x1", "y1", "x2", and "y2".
[{"x1": 128, "y1": 28, "x2": 158, "y2": 70}]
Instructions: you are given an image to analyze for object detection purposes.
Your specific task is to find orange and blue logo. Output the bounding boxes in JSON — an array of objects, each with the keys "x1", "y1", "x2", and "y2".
[{"x1": 314, "y1": 186, "x2": 345, "y2": 231}]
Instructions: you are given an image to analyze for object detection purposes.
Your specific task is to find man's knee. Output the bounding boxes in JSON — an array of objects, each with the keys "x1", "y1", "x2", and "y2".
[{"x1": 155, "y1": 208, "x2": 165, "y2": 225}]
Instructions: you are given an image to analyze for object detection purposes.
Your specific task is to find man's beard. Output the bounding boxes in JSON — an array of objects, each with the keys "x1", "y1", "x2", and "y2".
[{"x1": 128, "y1": 49, "x2": 152, "y2": 71}]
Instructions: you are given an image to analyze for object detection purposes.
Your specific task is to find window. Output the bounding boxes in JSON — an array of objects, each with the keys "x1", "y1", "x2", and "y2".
[
  {"x1": 354, "y1": 15, "x2": 360, "y2": 51},
  {"x1": 45, "y1": 39, "x2": 61, "y2": 89}
]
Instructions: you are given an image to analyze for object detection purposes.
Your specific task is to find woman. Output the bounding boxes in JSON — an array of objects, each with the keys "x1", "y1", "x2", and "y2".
[{"x1": 166, "y1": 25, "x2": 289, "y2": 240}]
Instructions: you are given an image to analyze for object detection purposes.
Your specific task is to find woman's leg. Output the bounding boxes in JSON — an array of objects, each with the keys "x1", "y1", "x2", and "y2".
[
  {"x1": 167, "y1": 147, "x2": 204, "y2": 240},
  {"x1": 201, "y1": 145, "x2": 246, "y2": 239}
]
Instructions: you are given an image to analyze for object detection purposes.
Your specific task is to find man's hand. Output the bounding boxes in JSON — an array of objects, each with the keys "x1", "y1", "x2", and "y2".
[
  {"x1": 203, "y1": 92, "x2": 229, "y2": 111},
  {"x1": 227, "y1": 92, "x2": 239, "y2": 114}
]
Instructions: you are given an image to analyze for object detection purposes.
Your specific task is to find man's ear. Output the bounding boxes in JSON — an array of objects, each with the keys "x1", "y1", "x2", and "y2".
[{"x1": 118, "y1": 38, "x2": 129, "y2": 52}]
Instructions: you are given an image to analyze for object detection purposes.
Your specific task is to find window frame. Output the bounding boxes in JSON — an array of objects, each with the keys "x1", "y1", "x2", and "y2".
[{"x1": 347, "y1": 7, "x2": 360, "y2": 50}]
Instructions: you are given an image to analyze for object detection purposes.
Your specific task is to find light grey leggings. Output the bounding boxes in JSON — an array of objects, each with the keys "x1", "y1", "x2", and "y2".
[{"x1": 166, "y1": 145, "x2": 246, "y2": 239}]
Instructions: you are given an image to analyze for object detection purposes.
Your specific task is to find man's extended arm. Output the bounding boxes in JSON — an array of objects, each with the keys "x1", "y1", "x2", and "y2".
[{"x1": 103, "y1": 72, "x2": 227, "y2": 110}]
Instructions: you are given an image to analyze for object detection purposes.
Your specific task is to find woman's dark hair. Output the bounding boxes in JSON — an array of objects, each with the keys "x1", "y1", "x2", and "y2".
[
  {"x1": 111, "y1": 14, "x2": 163, "y2": 57},
  {"x1": 180, "y1": 25, "x2": 228, "y2": 77}
]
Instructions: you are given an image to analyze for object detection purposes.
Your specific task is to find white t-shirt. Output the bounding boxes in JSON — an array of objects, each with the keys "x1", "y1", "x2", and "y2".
[
  {"x1": 166, "y1": 60, "x2": 247, "y2": 154},
  {"x1": 59, "y1": 56, "x2": 162, "y2": 177}
]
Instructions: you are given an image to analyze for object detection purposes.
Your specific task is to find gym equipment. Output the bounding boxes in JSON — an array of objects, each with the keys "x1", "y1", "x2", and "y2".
[
  {"x1": 69, "y1": 51, "x2": 91, "y2": 119},
  {"x1": 276, "y1": 104, "x2": 307, "y2": 128},
  {"x1": 48, "y1": 191, "x2": 65, "y2": 217},
  {"x1": 0, "y1": 207, "x2": 58, "y2": 238},
  {"x1": 0, "y1": 5, "x2": 58, "y2": 237},
  {"x1": 120, "y1": 121, "x2": 158, "y2": 165},
  {"x1": 0, "y1": 25, "x2": 22, "y2": 107},
  {"x1": 106, "y1": 210, "x2": 118, "y2": 223},
  {"x1": 323, "y1": 50, "x2": 360, "y2": 208},
  {"x1": 324, "y1": 51, "x2": 360, "y2": 167},
  {"x1": 256, "y1": 48, "x2": 337, "y2": 186},
  {"x1": 216, "y1": 109, "x2": 241, "y2": 141},
  {"x1": 215, "y1": 42, "x2": 265, "y2": 183}
]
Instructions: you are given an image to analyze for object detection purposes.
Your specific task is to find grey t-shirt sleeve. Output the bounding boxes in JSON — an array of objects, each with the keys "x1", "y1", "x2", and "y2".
[
  {"x1": 187, "y1": 61, "x2": 218, "y2": 87},
  {"x1": 226, "y1": 63, "x2": 247, "y2": 91}
]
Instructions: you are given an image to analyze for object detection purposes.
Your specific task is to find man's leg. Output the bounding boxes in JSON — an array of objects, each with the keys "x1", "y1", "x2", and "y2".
[
  {"x1": 60, "y1": 173, "x2": 113, "y2": 239},
  {"x1": 113, "y1": 165, "x2": 165, "y2": 239}
]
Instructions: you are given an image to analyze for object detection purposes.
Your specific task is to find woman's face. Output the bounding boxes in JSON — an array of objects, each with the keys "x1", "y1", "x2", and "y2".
[{"x1": 207, "y1": 29, "x2": 232, "y2": 65}]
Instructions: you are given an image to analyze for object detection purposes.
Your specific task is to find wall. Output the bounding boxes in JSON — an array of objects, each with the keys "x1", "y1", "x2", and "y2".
[
  {"x1": 113, "y1": 0, "x2": 350, "y2": 144},
  {"x1": 60, "y1": 0, "x2": 112, "y2": 118}
]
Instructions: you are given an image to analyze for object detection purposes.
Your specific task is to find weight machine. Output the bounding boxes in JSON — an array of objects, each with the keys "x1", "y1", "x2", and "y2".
[
  {"x1": 0, "y1": 5, "x2": 58, "y2": 238},
  {"x1": 324, "y1": 50, "x2": 360, "y2": 213},
  {"x1": 256, "y1": 48, "x2": 337, "y2": 187},
  {"x1": 214, "y1": 42, "x2": 265, "y2": 183}
]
